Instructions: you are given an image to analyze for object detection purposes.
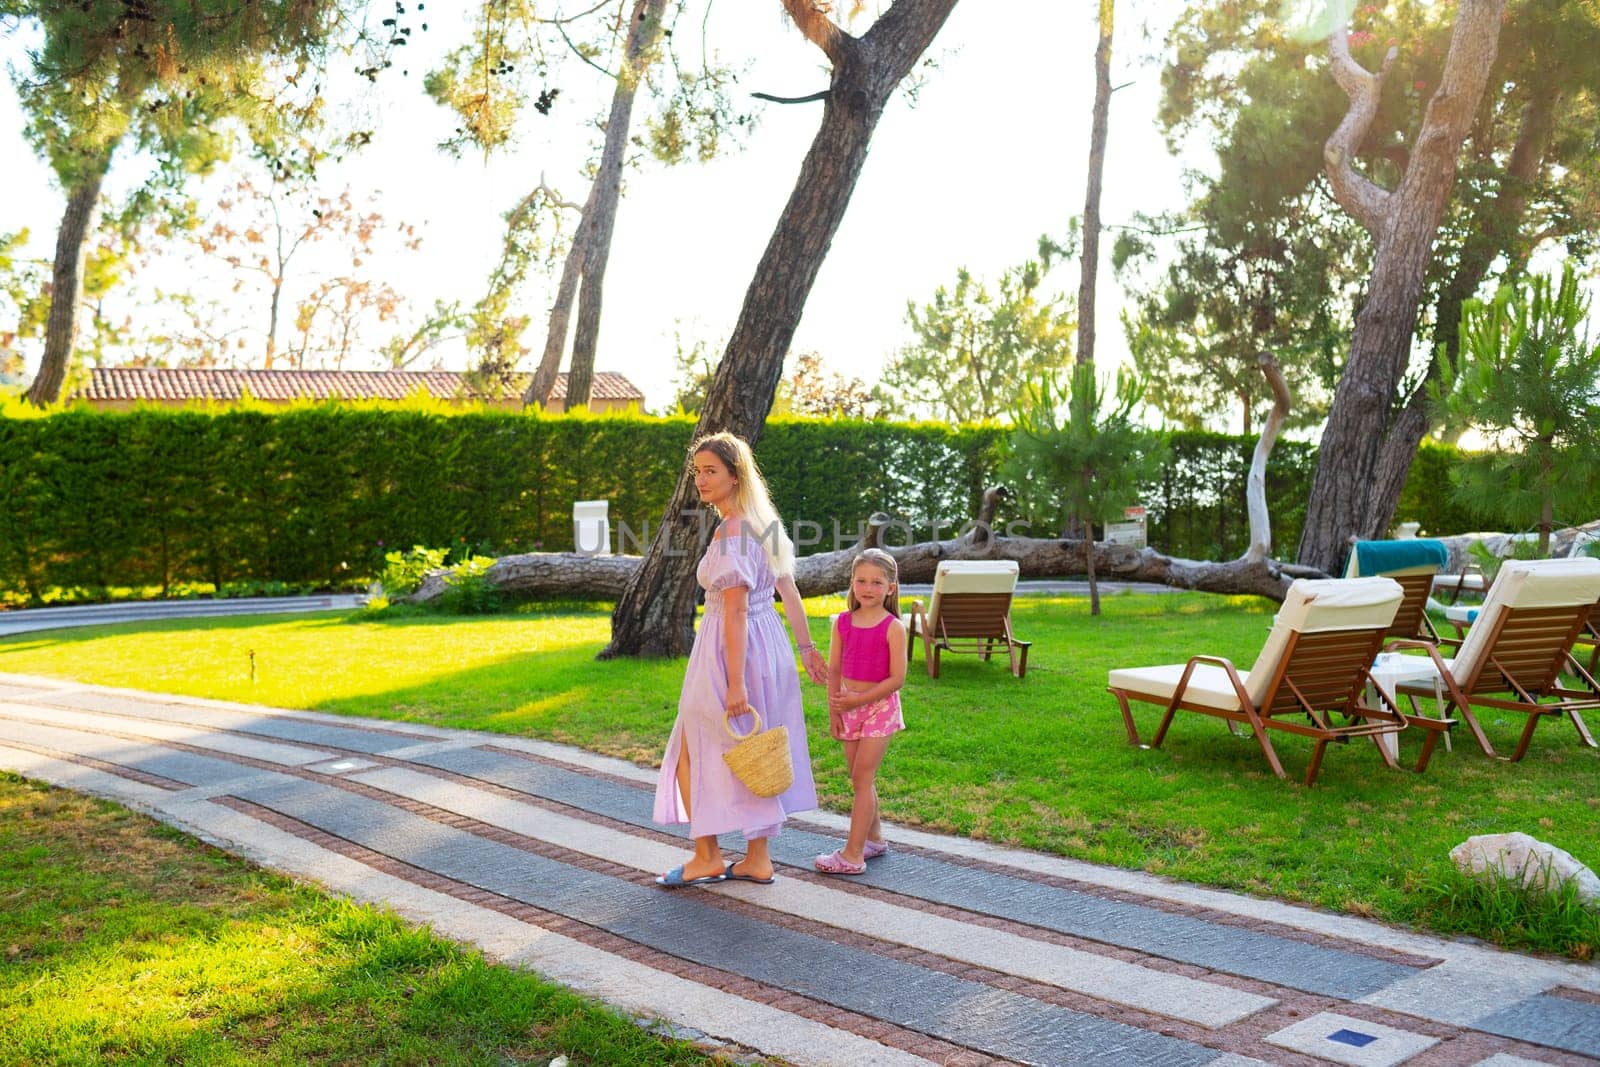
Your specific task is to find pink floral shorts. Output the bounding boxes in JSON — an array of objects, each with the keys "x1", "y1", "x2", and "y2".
[{"x1": 832, "y1": 691, "x2": 905, "y2": 741}]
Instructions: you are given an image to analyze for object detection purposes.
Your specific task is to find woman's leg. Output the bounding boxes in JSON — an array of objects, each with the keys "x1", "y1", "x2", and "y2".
[
  {"x1": 839, "y1": 736, "x2": 890, "y2": 864},
  {"x1": 733, "y1": 834, "x2": 774, "y2": 881},
  {"x1": 672, "y1": 745, "x2": 724, "y2": 880},
  {"x1": 677, "y1": 833, "x2": 724, "y2": 881},
  {"x1": 675, "y1": 745, "x2": 693, "y2": 822}
]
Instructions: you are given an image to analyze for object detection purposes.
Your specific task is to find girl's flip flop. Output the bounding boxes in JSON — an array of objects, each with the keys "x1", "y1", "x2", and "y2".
[{"x1": 654, "y1": 865, "x2": 727, "y2": 888}]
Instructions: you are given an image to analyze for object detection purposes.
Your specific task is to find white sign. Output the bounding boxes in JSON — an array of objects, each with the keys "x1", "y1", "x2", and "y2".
[{"x1": 1105, "y1": 521, "x2": 1147, "y2": 548}]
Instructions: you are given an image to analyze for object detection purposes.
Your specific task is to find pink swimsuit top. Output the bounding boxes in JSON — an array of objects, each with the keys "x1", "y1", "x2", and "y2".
[{"x1": 836, "y1": 612, "x2": 892, "y2": 682}]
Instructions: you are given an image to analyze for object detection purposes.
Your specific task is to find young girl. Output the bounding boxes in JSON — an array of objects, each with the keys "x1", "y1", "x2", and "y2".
[{"x1": 815, "y1": 548, "x2": 908, "y2": 875}]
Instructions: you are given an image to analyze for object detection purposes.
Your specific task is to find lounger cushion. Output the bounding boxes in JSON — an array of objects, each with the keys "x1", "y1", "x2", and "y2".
[
  {"x1": 1245, "y1": 578, "x2": 1402, "y2": 701},
  {"x1": 930, "y1": 560, "x2": 1019, "y2": 595},
  {"x1": 924, "y1": 560, "x2": 1019, "y2": 625},
  {"x1": 1107, "y1": 663, "x2": 1253, "y2": 711},
  {"x1": 1450, "y1": 558, "x2": 1600, "y2": 683}
]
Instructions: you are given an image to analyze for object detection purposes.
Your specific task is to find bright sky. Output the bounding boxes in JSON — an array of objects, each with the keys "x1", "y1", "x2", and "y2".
[{"x1": 1, "y1": 1, "x2": 1195, "y2": 413}]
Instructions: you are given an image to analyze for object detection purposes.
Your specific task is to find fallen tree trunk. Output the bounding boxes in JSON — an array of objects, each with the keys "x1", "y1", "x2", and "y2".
[
  {"x1": 1428, "y1": 519, "x2": 1600, "y2": 574},
  {"x1": 410, "y1": 527, "x2": 1328, "y2": 605},
  {"x1": 408, "y1": 516, "x2": 1600, "y2": 608}
]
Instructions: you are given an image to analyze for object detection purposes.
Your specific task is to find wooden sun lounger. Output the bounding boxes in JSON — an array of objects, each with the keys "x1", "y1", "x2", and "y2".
[
  {"x1": 1107, "y1": 578, "x2": 1439, "y2": 786},
  {"x1": 903, "y1": 560, "x2": 1031, "y2": 678},
  {"x1": 1391, "y1": 558, "x2": 1600, "y2": 762}
]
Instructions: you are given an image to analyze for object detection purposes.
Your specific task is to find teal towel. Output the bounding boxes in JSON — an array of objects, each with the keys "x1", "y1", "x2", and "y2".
[{"x1": 1351, "y1": 539, "x2": 1449, "y2": 576}]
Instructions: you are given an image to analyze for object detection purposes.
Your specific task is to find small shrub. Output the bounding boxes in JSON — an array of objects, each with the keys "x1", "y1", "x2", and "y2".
[
  {"x1": 380, "y1": 546, "x2": 450, "y2": 599},
  {"x1": 437, "y1": 555, "x2": 503, "y2": 615}
]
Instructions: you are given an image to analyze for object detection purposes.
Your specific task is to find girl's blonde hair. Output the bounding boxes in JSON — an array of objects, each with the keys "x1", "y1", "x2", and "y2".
[
  {"x1": 690, "y1": 431, "x2": 796, "y2": 577},
  {"x1": 847, "y1": 548, "x2": 900, "y2": 616}
]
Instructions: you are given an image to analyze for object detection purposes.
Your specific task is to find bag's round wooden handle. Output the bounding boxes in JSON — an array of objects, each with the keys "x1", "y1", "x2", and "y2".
[{"x1": 722, "y1": 707, "x2": 762, "y2": 740}]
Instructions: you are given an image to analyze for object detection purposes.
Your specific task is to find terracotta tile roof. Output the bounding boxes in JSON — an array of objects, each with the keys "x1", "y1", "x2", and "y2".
[{"x1": 79, "y1": 368, "x2": 645, "y2": 404}]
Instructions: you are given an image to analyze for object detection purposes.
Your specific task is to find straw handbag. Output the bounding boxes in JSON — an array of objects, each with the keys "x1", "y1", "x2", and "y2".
[{"x1": 722, "y1": 707, "x2": 794, "y2": 798}]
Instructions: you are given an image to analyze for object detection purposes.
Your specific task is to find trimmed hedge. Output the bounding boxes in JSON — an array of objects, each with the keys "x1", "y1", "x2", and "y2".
[
  {"x1": 0, "y1": 404, "x2": 1533, "y2": 602},
  {"x1": 0, "y1": 405, "x2": 1001, "y2": 600}
]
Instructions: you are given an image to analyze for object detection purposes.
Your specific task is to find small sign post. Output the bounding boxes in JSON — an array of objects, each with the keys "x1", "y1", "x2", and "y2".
[{"x1": 1104, "y1": 505, "x2": 1147, "y2": 549}]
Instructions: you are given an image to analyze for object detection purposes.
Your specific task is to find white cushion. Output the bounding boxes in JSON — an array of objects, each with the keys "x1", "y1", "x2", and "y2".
[
  {"x1": 1450, "y1": 558, "x2": 1600, "y2": 683},
  {"x1": 926, "y1": 559, "x2": 1018, "y2": 623},
  {"x1": 1107, "y1": 663, "x2": 1252, "y2": 711},
  {"x1": 931, "y1": 559, "x2": 1019, "y2": 595}
]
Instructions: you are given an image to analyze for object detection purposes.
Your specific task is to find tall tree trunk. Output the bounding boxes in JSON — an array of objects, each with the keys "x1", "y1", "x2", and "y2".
[
  {"x1": 25, "y1": 162, "x2": 107, "y2": 406},
  {"x1": 1296, "y1": 0, "x2": 1505, "y2": 573},
  {"x1": 565, "y1": 0, "x2": 669, "y2": 411},
  {"x1": 1084, "y1": 508, "x2": 1101, "y2": 615},
  {"x1": 602, "y1": 0, "x2": 960, "y2": 658},
  {"x1": 1361, "y1": 87, "x2": 1561, "y2": 521},
  {"x1": 1075, "y1": 0, "x2": 1114, "y2": 368},
  {"x1": 524, "y1": 188, "x2": 595, "y2": 407},
  {"x1": 266, "y1": 276, "x2": 282, "y2": 369}
]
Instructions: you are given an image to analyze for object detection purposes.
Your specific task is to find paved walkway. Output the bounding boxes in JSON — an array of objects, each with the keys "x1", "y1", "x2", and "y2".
[{"x1": 1, "y1": 671, "x2": 1595, "y2": 1067}]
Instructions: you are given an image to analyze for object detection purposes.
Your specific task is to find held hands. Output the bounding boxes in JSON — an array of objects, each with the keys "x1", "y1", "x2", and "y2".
[
  {"x1": 798, "y1": 646, "x2": 828, "y2": 686},
  {"x1": 827, "y1": 688, "x2": 862, "y2": 715}
]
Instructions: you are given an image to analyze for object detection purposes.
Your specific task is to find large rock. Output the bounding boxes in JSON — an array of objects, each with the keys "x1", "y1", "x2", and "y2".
[{"x1": 1450, "y1": 832, "x2": 1600, "y2": 904}]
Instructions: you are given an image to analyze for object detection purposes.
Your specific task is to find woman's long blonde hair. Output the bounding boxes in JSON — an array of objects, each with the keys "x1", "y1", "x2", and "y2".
[{"x1": 691, "y1": 431, "x2": 795, "y2": 577}]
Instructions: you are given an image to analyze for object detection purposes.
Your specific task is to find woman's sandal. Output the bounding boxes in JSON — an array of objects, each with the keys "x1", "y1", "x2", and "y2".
[{"x1": 813, "y1": 849, "x2": 866, "y2": 876}]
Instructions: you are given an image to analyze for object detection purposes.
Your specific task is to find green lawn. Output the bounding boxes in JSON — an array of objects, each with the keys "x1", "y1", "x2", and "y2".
[
  {"x1": 3, "y1": 592, "x2": 1596, "y2": 959},
  {"x1": 0, "y1": 773, "x2": 723, "y2": 1067}
]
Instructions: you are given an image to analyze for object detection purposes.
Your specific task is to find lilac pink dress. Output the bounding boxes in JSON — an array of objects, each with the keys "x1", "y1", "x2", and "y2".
[{"x1": 652, "y1": 533, "x2": 817, "y2": 839}]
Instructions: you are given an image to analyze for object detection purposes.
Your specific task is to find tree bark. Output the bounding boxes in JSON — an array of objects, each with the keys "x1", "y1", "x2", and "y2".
[
  {"x1": 564, "y1": 0, "x2": 669, "y2": 411},
  {"x1": 423, "y1": 516, "x2": 1600, "y2": 608},
  {"x1": 524, "y1": 187, "x2": 595, "y2": 407},
  {"x1": 1296, "y1": 0, "x2": 1505, "y2": 574},
  {"x1": 1075, "y1": 0, "x2": 1114, "y2": 368},
  {"x1": 415, "y1": 531, "x2": 1327, "y2": 606},
  {"x1": 1361, "y1": 85, "x2": 1560, "y2": 524},
  {"x1": 601, "y1": 0, "x2": 961, "y2": 658},
  {"x1": 25, "y1": 161, "x2": 108, "y2": 406},
  {"x1": 1245, "y1": 351, "x2": 1292, "y2": 562}
]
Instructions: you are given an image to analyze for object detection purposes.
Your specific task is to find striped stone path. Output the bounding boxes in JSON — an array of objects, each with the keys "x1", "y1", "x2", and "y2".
[{"x1": 1, "y1": 671, "x2": 1596, "y2": 1067}]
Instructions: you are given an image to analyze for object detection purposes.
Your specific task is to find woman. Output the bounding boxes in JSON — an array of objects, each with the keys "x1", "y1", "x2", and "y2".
[{"x1": 652, "y1": 431, "x2": 827, "y2": 887}]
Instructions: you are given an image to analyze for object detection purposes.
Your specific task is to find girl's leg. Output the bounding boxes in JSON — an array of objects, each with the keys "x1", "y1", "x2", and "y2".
[
  {"x1": 840, "y1": 739, "x2": 884, "y2": 850},
  {"x1": 839, "y1": 736, "x2": 890, "y2": 864}
]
